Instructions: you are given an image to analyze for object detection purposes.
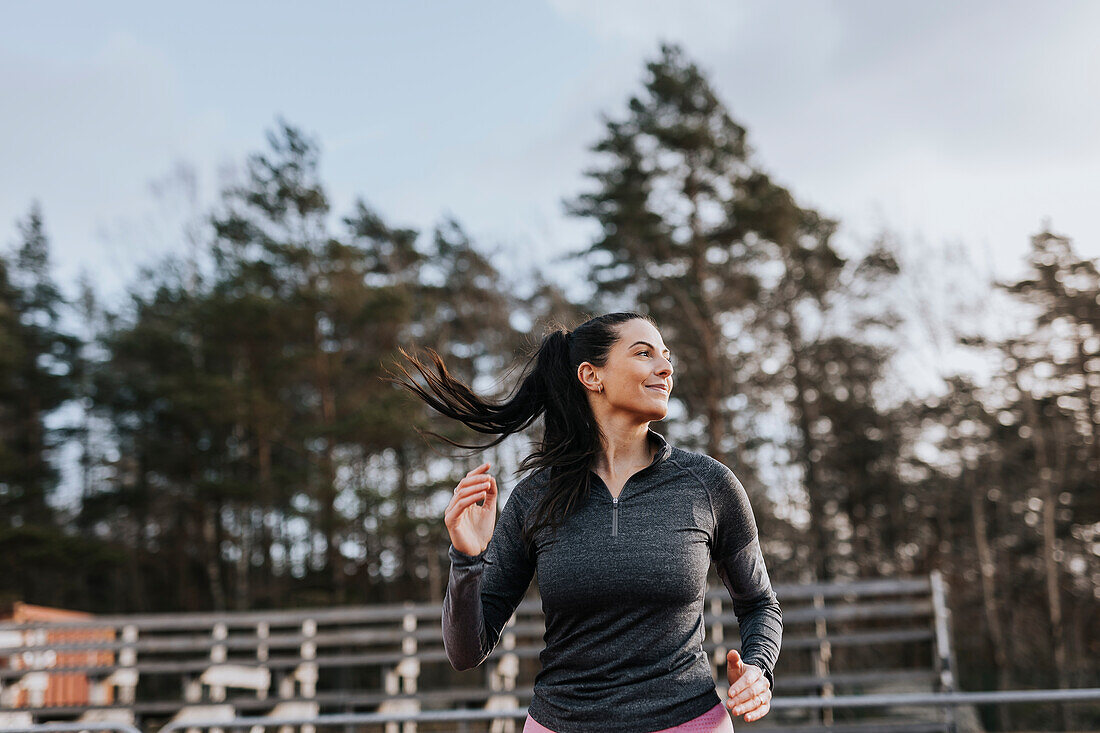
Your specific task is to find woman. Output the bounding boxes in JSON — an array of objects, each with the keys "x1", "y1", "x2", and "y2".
[{"x1": 389, "y1": 312, "x2": 782, "y2": 732}]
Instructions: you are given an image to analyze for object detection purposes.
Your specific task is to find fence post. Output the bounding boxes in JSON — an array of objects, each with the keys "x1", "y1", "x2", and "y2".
[
  {"x1": 380, "y1": 607, "x2": 420, "y2": 733},
  {"x1": 208, "y1": 624, "x2": 228, "y2": 703},
  {"x1": 256, "y1": 622, "x2": 269, "y2": 701},
  {"x1": 115, "y1": 625, "x2": 139, "y2": 706},
  {"x1": 298, "y1": 618, "x2": 317, "y2": 733},
  {"x1": 708, "y1": 594, "x2": 724, "y2": 684},
  {"x1": 487, "y1": 616, "x2": 519, "y2": 733},
  {"x1": 812, "y1": 592, "x2": 833, "y2": 725},
  {"x1": 930, "y1": 570, "x2": 959, "y2": 732}
]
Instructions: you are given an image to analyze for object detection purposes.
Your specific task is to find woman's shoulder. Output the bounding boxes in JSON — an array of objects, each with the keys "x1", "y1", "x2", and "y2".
[
  {"x1": 668, "y1": 446, "x2": 737, "y2": 480},
  {"x1": 508, "y1": 466, "x2": 553, "y2": 504},
  {"x1": 667, "y1": 447, "x2": 749, "y2": 511}
]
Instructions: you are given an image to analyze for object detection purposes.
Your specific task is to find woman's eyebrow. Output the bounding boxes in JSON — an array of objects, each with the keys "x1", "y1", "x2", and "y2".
[{"x1": 630, "y1": 340, "x2": 671, "y2": 356}]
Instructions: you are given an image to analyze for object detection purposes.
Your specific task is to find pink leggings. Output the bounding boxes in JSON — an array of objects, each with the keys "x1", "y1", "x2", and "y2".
[{"x1": 522, "y1": 701, "x2": 733, "y2": 732}]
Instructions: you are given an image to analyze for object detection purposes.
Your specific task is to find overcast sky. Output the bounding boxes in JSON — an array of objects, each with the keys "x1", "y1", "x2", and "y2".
[{"x1": 3, "y1": 0, "x2": 1099, "y2": 308}]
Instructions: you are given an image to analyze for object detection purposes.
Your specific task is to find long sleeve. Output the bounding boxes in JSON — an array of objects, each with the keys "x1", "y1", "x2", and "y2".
[
  {"x1": 442, "y1": 484, "x2": 536, "y2": 671},
  {"x1": 709, "y1": 464, "x2": 783, "y2": 689}
]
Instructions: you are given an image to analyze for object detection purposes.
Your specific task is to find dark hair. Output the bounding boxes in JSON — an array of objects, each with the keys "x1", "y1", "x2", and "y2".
[{"x1": 384, "y1": 311, "x2": 655, "y2": 552}]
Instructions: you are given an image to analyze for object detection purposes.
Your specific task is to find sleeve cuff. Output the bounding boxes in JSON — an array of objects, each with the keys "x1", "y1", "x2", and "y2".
[{"x1": 449, "y1": 544, "x2": 488, "y2": 566}]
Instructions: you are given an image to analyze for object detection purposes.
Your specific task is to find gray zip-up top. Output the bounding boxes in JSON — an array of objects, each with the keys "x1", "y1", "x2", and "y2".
[{"x1": 443, "y1": 428, "x2": 782, "y2": 733}]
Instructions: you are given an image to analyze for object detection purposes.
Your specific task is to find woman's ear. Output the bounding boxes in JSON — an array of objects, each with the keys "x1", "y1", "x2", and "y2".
[{"x1": 576, "y1": 362, "x2": 602, "y2": 394}]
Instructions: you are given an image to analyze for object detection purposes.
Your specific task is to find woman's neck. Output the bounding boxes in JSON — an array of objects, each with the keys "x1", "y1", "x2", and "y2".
[{"x1": 593, "y1": 419, "x2": 654, "y2": 478}]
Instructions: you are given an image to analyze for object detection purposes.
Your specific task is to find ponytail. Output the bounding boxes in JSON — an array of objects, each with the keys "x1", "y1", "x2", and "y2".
[{"x1": 384, "y1": 312, "x2": 654, "y2": 551}]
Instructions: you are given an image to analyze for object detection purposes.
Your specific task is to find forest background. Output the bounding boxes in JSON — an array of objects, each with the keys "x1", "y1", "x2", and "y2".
[{"x1": 2, "y1": 33, "x2": 1098, "y2": 733}]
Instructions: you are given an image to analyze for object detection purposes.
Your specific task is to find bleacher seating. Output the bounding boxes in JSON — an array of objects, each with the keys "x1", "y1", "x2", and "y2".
[{"x1": 0, "y1": 572, "x2": 964, "y2": 732}]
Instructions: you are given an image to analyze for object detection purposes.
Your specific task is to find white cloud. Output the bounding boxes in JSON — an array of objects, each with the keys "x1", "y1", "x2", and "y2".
[
  {"x1": 544, "y1": 0, "x2": 1100, "y2": 276},
  {"x1": 3, "y1": 1, "x2": 1098, "y2": 311}
]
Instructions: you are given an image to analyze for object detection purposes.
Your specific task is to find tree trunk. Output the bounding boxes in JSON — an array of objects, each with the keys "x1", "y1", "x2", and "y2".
[
  {"x1": 395, "y1": 444, "x2": 419, "y2": 594},
  {"x1": 128, "y1": 453, "x2": 150, "y2": 613},
  {"x1": 1022, "y1": 393, "x2": 1070, "y2": 730},
  {"x1": 257, "y1": 431, "x2": 273, "y2": 605},
  {"x1": 967, "y1": 467, "x2": 1011, "y2": 731},
  {"x1": 203, "y1": 503, "x2": 227, "y2": 611},
  {"x1": 315, "y1": 348, "x2": 343, "y2": 602},
  {"x1": 784, "y1": 303, "x2": 829, "y2": 581},
  {"x1": 235, "y1": 504, "x2": 251, "y2": 610}
]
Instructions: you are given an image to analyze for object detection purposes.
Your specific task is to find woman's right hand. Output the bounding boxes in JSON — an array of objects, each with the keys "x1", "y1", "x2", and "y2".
[{"x1": 445, "y1": 462, "x2": 498, "y2": 557}]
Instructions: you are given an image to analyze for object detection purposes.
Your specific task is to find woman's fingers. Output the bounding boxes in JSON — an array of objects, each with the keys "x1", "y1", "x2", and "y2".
[
  {"x1": 729, "y1": 679, "x2": 769, "y2": 709},
  {"x1": 450, "y1": 477, "x2": 492, "y2": 504},
  {"x1": 448, "y1": 490, "x2": 490, "y2": 524},
  {"x1": 447, "y1": 464, "x2": 494, "y2": 517},
  {"x1": 454, "y1": 476, "x2": 493, "y2": 498},
  {"x1": 456, "y1": 465, "x2": 492, "y2": 490},
  {"x1": 744, "y1": 697, "x2": 771, "y2": 722},
  {"x1": 728, "y1": 671, "x2": 770, "y2": 713},
  {"x1": 466, "y1": 462, "x2": 490, "y2": 477},
  {"x1": 727, "y1": 666, "x2": 765, "y2": 701},
  {"x1": 730, "y1": 686, "x2": 772, "y2": 718},
  {"x1": 445, "y1": 488, "x2": 490, "y2": 522},
  {"x1": 452, "y1": 490, "x2": 488, "y2": 511}
]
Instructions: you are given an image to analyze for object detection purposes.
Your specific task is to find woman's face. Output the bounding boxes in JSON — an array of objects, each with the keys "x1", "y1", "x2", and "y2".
[{"x1": 581, "y1": 318, "x2": 674, "y2": 421}]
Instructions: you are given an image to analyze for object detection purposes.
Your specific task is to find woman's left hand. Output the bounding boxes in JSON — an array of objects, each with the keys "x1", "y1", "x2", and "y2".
[{"x1": 725, "y1": 649, "x2": 771, "y2": 722}]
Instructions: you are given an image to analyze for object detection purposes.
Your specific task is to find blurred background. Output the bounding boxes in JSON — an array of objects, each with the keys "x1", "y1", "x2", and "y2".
[{"x1": 1, "y1": 1, "x2": 1098, "y2": 730}]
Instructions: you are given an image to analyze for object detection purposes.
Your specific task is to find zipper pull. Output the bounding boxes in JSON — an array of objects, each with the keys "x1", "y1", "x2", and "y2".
[{"x1": 612, "y1": 496, "x2": 618, "y2": 537}]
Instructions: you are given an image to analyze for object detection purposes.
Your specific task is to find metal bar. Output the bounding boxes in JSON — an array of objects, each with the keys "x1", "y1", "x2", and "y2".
[
  {"x1": 0, "y1": 629, "x2": 937, "y2": 681},
  {"x1": 147, "y1": 688, "x2": 1100, "y2": 732},
  {"x1": 0, "y1": 628, "x2": 445, "y2": 655},
  {"x1": 0, "y1": 606, "x2": 441, "y2": 632},
  {"x1": 771, "y1": 628, "x2": 934, "y2": 649},
  {"x1": 0, "y1": 578, "x2": 936, "y2": 632},
  {"x1": 764, "y1": 577, "x2": 932, "y2": 600},
  {"x1": 2, "y1": 613, "x2": 925, "y2": 656},
  {"x1": 770, "y1": 688, "x2": 1100, "y2": 710},
  {"x1": 708, "y1": 598, "x2": 932, "y2": 620},
  {"x1": 0, "y1": 620, "x2": 927, "y2": 659},
  {"x1": 764, "y1": 600, "x2": 935, "y2": 624},
  {"x1": 0, "y1": 724, "x2": 142, "y2": 733}
]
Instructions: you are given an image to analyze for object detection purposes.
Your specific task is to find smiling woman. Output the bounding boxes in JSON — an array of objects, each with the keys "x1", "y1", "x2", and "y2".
[{"x1": 385, "y1": 312, "x2": 782, "y2": 732}]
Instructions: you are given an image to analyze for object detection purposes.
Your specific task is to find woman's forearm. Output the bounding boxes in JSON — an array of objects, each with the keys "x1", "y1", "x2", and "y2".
[
  {"x1": 442, "y1": 544, "x2": 492, "y2": 670},
  {"x1": 733, "y1": 586, "x2": 783, "y2": 688},
  {"x1": 717, "y1": 535, "x2": 783, "y2": 687}
]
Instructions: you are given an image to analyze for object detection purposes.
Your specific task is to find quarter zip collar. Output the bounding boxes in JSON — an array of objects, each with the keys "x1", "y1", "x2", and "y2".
[
  {"x1": 647, "y1": 427, "x2": 672, "y2": 466},
  {"x1": 590, "y1": 427, "x2": 672, "y2": 504}
]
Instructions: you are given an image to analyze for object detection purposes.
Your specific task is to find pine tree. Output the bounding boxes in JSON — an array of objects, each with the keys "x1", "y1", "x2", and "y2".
[
  {"x1": 992, "y1": 228, "x2": 1100, "y2": 726},
  {"x1": 566, "y1": 43, "x2": 760, "y2": 467},
  {"x1": 0, "y1": 203, "x2": 79, "y2": 526},
  {"x1": 567, "y1": 43, "x2": 903, "y2": 582},
  {"x1": 0, "y1": 203, "x2": 85, "y2": 607}
]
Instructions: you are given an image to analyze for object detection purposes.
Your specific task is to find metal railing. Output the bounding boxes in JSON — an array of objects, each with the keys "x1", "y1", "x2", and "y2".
[
  {"x1": 4, "y1": 687, "x2": 1099, "y2": 732},
  {"x1": 6, "y1": 572, "x2": 1095, "y2": 732},
  {"x1": 149, "y1": 688, "x2": 1100, "y2": 728},
  {"x1": 0, "y1": 576, "x2": 955, "y2": 722},
  {"x1": 0, "y1": 724, "x2": 141, "y2": 733}
]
